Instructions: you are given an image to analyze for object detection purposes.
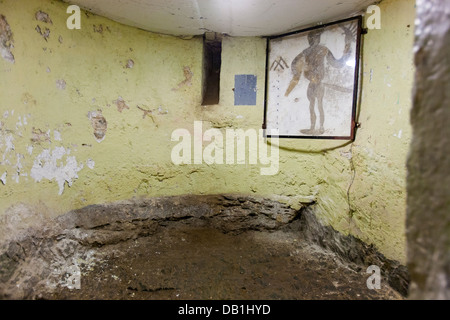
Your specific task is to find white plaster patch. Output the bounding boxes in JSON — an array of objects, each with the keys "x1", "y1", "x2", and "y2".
[
  {"x1": 158, "y1": 106, "x2": 168, "y2": 114},
  {"x1": 27, "y1": 145, "x2": 33, "y2": 155},
  {"x1": 394, "y1": 129, "x2": 403, "y2": 139},
  {"x1": 56, "y1": 79, "x2": 66, "y2": 90},
  {"x1": 4, "y1": 133, "x2": 14, "y2": 153},
  {"x1": 86, "y1": 158, "x2": 95, "y2": 169},
  {"x1": 54, "y1": 130, "x2": 62, "y2": 141},
  {"x1": 16, "y1": 153, "x2": 23, "y2": 170},
  {"x1": 15, "y1": 116, "x2": 23, "y2": 129},
  {"x1": 12, "y1": 172, "x2": 19, "y2": 183},
  {"x1": 30, "y1": 147, "x2": 84, "y2": 195},
  {"x1": 0, "y1": 172, "x2": 6, "y2": 185},
  {"x1": 1, "y1": 132, "x2": 15, "y2": 163},
  {"x1": 13, "y1": 153, "x2": 24, "y2": 183}
]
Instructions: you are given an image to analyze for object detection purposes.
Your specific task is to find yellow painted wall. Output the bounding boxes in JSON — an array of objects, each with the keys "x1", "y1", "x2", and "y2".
[
  {"x1": 348, "y1": 0, "x2": 415, "y2": 261},
  {"x1": 0, "y1": 0, "x2": 415, "y2": 263}
]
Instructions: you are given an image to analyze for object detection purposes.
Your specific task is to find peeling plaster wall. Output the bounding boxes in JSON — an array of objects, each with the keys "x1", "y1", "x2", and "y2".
[{"x1": 0, "y1": 0, "x2": 415, "y2": 263}]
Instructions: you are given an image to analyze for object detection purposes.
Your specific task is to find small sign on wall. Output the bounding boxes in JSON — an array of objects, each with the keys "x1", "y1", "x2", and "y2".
[{"x1": 234, "y1": 74, "x2": 257, "y2": 106}]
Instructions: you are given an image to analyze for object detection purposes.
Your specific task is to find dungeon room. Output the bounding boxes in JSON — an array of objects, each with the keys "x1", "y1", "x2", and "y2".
[{"x1": 0, "y1": 0, "x2": 448, "y2": 300}]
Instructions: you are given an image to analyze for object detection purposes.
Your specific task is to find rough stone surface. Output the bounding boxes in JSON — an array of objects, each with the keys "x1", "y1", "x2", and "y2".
[
  {"x1": 298, "y1": 207, "x2": 409, "y2": 297},
  {"x1": 407, "y1": 0, "x2": 450, "y2": 300},
  {"x1": 0, "y1": 195, "x2": 408, "y2": 299}
]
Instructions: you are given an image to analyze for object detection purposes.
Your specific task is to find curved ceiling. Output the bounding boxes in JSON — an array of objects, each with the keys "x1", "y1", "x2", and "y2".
[{"x1": 65, "y1": 0, "x2": 375, "y2": 37}]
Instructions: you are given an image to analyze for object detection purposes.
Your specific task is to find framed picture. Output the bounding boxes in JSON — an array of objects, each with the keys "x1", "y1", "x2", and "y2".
[{"x1": 263, "y1": 16, "x2": 362, "y2": 140}]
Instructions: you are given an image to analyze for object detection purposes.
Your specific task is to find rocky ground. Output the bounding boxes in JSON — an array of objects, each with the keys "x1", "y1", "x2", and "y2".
[
  {"x1": 39, "y1": 224, "x2": 402, "y2": 300},
  {"x1": 0, "y1": 195, "x2": 408, "y2": 300}
]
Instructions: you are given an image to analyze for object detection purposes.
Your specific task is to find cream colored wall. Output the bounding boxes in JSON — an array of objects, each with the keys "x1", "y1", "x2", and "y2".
[
  {"x1": 348, "y1": 0, "x2": 415, "y2": 261},
  {"x1": 0, "y1": 0, "x2": 415, "y2": 263}
]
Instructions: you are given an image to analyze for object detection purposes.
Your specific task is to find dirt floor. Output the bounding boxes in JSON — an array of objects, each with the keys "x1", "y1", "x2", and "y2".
[
  {"x1": 38, "y1": 222, "x2": 403, "y2": 300},
  {"x1": 0, "y1": 195, "x2": 407, "y2": 300}
]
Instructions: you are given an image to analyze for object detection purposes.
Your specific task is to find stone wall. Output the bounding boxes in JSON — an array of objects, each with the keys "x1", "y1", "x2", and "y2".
[{"x1": 407, "y1": 0, "x2": 450, "y2": 300}]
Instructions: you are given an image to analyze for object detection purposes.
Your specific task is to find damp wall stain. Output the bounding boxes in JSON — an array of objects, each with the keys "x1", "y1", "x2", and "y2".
[
  {"x1": 113, "y1": 97, "x2": 129, "y2": 113},
  {"x1": 172, "y1": 66, "x2": 193, "y2": 91},
  {"x1": 88, "y1": 111, "x2": 107, "y2": 142},
  {"x1": 35, "y1": 25, "x2": 50, "y2": 41}
]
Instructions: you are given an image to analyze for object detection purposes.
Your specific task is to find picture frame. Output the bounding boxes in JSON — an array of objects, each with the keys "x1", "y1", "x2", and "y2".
[{"x1": 263, "y1": 16, "x2": 363, "y2": 140}]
